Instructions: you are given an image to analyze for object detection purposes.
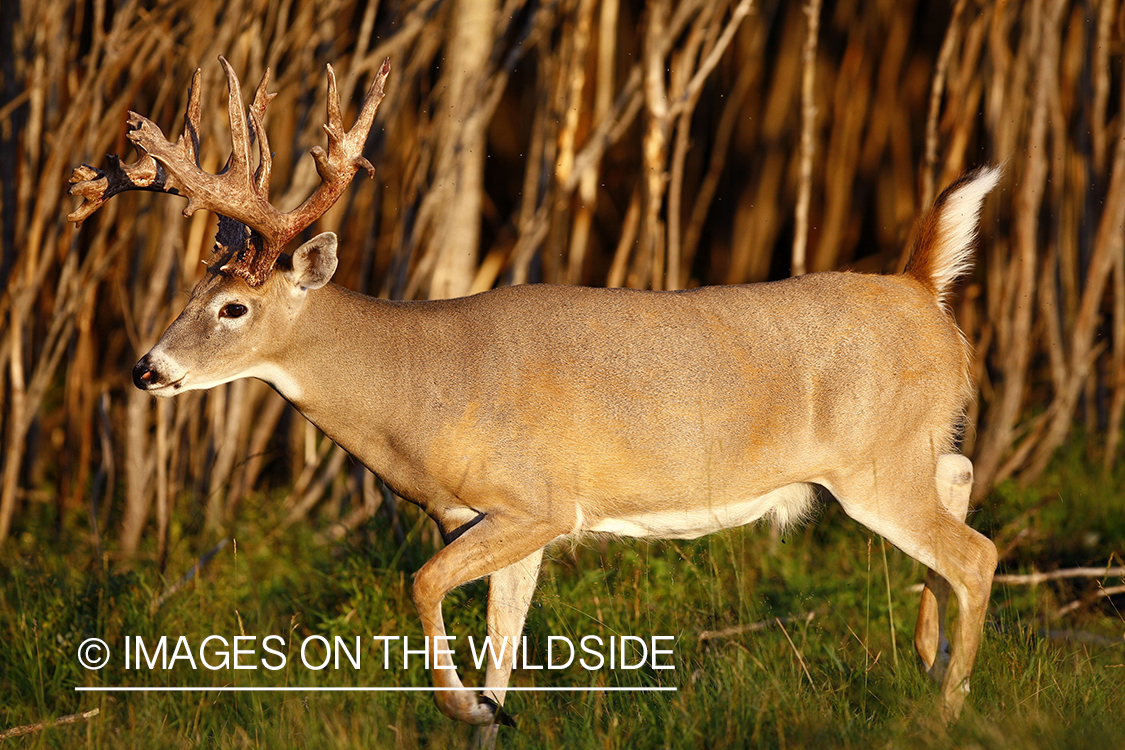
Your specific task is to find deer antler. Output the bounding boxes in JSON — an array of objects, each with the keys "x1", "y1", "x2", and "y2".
[{"x1": 68, "y1": 57, "x2": 391, "y2": 286}]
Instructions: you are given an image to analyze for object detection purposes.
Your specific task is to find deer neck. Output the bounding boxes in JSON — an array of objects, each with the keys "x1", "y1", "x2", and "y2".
[{"x1": 262, "y1": 283, "x2": 441, "y2": 500}]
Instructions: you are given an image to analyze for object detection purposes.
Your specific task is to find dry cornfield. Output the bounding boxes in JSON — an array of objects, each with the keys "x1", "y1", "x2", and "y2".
[{"x1": 0, "y1": 0, "x2": 1123, "y2": 558}]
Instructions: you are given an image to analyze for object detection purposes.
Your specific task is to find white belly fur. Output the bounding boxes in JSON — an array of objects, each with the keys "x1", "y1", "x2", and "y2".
[{"x1": 584, "y1": 482, "x2": 819, "y2": 540}]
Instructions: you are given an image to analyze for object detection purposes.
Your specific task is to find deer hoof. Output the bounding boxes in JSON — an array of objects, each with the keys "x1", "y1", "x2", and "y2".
[
  {"x1": 435, "y1": 692, "x2": 515, "y2": 728},
  {"x1": 479, "y1": 696, "x2": 516, "y2": 728}
]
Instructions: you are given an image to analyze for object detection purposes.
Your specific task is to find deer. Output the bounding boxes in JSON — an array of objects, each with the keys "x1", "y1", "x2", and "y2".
[{"x1": 69, "y1": 57, "x2": 999, "y2": 741}]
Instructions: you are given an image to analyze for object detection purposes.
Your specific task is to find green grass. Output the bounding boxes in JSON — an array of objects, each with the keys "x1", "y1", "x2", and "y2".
[{"x1": 2, "y1": 449, "x2": 1124, "y2": 749}]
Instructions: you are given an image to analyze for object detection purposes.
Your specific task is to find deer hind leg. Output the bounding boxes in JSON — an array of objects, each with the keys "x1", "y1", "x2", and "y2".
[
  {"x1": 828, "y1": 461, "x2": 996, "y2": 722},
  {"x1": 412, "y1": 511, "x2": 564, "y2": 727},
  {"x1": 473, "y1": 548, "x2": 544, "y2": 749},
  {"x1": 915, "y1": 454, "x2": 974, "y2": 682}
]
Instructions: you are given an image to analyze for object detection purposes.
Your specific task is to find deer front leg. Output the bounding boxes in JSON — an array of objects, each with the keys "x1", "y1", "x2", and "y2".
[
  {"x1": 412, "y1": 512, "x2": 563, "y2": 726},
  {"x1": 473, "y1": 549, "x2": 544, "y2": 748},
  {"x1": 915, "y1": 454, "x2": 974, "y2": 682}
]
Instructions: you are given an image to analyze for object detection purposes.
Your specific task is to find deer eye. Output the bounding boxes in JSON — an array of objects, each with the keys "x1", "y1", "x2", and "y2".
[{"x1": 220, "y1": 303, "x2": 248, "y2": 319}]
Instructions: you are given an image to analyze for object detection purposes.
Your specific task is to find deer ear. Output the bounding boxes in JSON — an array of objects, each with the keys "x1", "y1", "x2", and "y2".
[{"x1": 288, "y1": 232, "x2": 338, "y2": 290}]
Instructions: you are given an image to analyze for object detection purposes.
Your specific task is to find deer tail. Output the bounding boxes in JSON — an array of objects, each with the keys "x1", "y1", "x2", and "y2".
[{"x1": 903, "y1": 165, "x2": 1002, "y2": 307}]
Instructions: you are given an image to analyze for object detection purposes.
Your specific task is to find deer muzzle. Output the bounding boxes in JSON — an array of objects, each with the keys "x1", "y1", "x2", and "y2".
[{"x1": 133, "y1": 354, "x2": 180, "y2": 393}]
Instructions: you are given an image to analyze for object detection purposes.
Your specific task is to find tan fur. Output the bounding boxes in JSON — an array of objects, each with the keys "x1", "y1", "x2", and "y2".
[{"x1": 133, "y1": 170, "x2": 1001, "y2": 732}]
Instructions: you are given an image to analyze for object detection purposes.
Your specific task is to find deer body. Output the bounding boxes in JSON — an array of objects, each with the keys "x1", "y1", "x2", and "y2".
[
  {"x1": 136, "y1": 241, "x2": 995, "y2": 727},
  {"x1": 144, "y1": 270, "x2": 968, "y2": 542},
  {"x1": 71, "y1": 57, "x2": 998, "y2": 739}
]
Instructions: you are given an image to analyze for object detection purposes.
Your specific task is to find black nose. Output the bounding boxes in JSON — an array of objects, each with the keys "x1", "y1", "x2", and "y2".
[{"x1": 133, "y1": 356, "x2": 157, "y2": 390}]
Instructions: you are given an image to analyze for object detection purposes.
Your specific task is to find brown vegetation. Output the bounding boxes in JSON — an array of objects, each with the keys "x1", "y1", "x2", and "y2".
[{"x1": 1, "y1": 0, "x2": 1123, "y2": 556}]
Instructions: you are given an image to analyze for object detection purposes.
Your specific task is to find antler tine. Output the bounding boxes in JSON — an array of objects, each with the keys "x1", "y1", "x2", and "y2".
[
  {"x1": 349, "y1": 58, "x2": 392, "y2": 160},
  {"x1": 323, "y1": 64, "x2": 345, "y2": 161},
  {"x1": 182, "y1": 68, "x2": 203, "y2": 166},
  {"x1": 249, "y1": 68, "x2": 277, "y2": 197},
  {"x1": 217, "y1": 56, "x2": 255, "y2": 188}
]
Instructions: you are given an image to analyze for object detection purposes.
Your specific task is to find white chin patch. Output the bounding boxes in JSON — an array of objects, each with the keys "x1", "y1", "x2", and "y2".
[{"x1": 244, "y1": 363, "x2": 303, "y2": 401}]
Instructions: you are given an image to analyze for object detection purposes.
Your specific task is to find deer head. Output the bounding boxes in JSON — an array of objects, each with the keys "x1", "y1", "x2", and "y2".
[{"x1": 69, "y1": 57, "x2": 389, "y2": 396}]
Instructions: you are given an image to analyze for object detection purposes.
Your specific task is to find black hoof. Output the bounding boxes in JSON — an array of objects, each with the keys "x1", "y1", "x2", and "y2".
[{"x1": 480, "y1": 695, "x2": 516, "y2": 729}]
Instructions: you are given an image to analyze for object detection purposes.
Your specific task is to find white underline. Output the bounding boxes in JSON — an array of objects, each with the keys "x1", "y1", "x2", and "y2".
[{"x1": 75, "y1": 686, "x2": 677, "y2": 692}]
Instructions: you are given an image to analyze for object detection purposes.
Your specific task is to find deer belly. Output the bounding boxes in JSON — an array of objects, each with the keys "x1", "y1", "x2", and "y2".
[{"x1": 582, "y1": 482, "x2": 818, "y2": 540}]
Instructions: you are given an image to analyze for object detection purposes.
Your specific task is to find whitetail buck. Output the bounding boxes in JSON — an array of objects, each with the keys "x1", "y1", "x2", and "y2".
[{"x1": 70, "y1": 58, "x2": 998, "y2": 737}]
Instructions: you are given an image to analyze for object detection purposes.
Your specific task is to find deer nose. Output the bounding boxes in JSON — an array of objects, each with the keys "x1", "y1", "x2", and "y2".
[{"x1": 133, "y1": 356, "x2": 158, "y2": 390}]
